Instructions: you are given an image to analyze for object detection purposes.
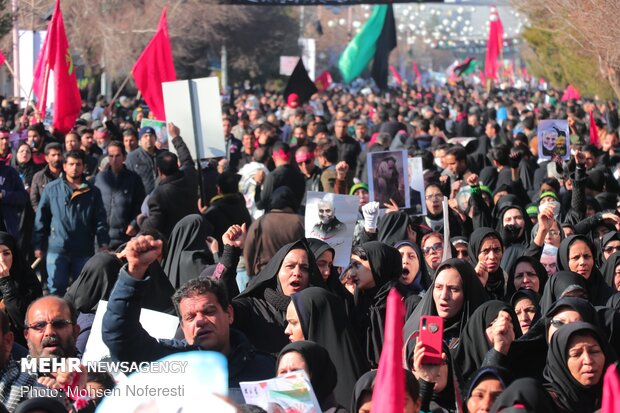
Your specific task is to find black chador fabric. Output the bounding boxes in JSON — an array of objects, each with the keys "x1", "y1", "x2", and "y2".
[
  {"x1": 277, "y1": 341, "x2": 342, "y2": 411},
  {"x1": 510, "y1": 289, "x2": 542, "y2": 329},
  {"x1": 162, "y1": 214, "x2": 214, "y2": 289},
  {"x1": 557, "y1": 235, "x2": 615, "y2": 306},
  {"x1": 352, "y1": 241, "x2": 417, "y2": 367},
  {"x1": 465, "y1": 366, "x2": 513, "y2": 406},
  {"x1": 350, "y1": 369, "x2": 420, "y2": 413},
  {"x1": 0, "y1": 232, "x2": 41, "y2": 343},
  {"x1": 403, "y1": 258, "x2": 489, "y2": 348},
  {"x1": 65, "y1": 252, "x2": 175, "y2": 315},
  {"x1": 506, "y1": 255, "x2": 548, "y2": 298},
  {"x1": 468, "y1": 227, "x2": 506, "y2": 300},
  {"x1": 377, "y1": 211, "x2": 410, "y2": 246},
  {"x1": 453, "y1": 300, "x2": 521, "y2": 385},
  {"x1": 601, "y1": 250, "x2": 620, "y2": 290},
  {"x1": 393, "y1": 240, "x2": 431, "y2": 294},
  {"x1": 489, "y1": 377, "x2": 556, "y2": 413},
  {"x1": 306, "y1": 238, "x2": 351, "y2": 303},
  {"x1": 291, "y1": 287, "x2": 369, "y2": 408},
  {"x1": 539, "y1": 270, "x2": 588, "y2": 315},
  {"x1": 232, "y1": 239, "x2": 322, "y2": 354},
  {"x1": 543, "y1": 322, "x2": 615, "y2": 413}
]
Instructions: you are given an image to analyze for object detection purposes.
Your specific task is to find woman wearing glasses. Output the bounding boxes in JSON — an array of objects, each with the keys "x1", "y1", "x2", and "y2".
[
  {"x1": 598, "y1": 231, "x2": 620, "y2": 265},
  {"x1": 420, "y1": 232, "x2": 444, "y2": 274}
]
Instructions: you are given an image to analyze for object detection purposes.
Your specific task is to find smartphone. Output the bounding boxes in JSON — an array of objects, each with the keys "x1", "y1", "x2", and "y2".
[{"x1": 419, "y1": 315, "x2": 444, "y2": 365}]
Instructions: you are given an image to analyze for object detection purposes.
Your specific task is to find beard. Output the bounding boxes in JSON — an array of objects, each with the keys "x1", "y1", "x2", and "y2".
[{"x1": 29, "y1": 335, "x2": 76, "y2": 358}]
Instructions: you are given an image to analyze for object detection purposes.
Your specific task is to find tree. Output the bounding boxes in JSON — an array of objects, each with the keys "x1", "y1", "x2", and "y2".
[{"x1": 517, "y1": 0, "x2": 620, "y2": 99}]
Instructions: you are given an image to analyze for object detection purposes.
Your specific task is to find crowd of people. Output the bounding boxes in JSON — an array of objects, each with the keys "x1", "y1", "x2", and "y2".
[{"x1": 0, "y1": 80, "x2": 618, "y2": 413}]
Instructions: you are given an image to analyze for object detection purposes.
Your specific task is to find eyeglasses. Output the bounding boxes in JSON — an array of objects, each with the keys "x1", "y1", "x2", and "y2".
[
  {"x1": 549, "y1": 319, "x2": 565, "y2": 329},
  {"x1": 26, "y1": 319, "x2": 74, "y2": 331},
  {"x1": 424, "y1": 242, "x2": 443, "y2": 255},
  {"x1": 548, "y1": 230, "x2": 560, "y2": 237},
  {"x1": 604, "y1": 245, "x2": 620, "y2": 255},
  {"x1": 480, "y1": 247, "x2": 502, "y2": 256},
  {"x1": 425, "y1": 194, "x2": 443, "y2": 201},
  {"x1": 297, "y1": 159, "x2": 313, "y2": 166}
]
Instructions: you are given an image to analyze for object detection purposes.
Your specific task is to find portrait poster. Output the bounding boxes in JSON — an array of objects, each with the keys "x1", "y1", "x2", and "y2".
[
  {"x1": 538, "y1": 119, "x2": 570, "y2": 161},
  {"x1": 408, "y1": 157, "x2": 426, "y2": 215},
  {"x1": 141, "y1": 119, "x2": 168, "y2": 149},
  {"x1": 240, "y1": 370, "x2": 321, "y2": 413},
  {"x1": 305, "y1": 191, "x2": 358, "y2": 267},
  {"x1": 367, "y1": 150, "x2": 410, "y2": 209}
]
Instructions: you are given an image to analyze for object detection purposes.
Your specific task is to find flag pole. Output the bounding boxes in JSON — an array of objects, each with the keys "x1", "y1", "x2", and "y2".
[
  {"x1": 4, "y1": 61, "x2": 38, "y2": 113},
  {"x1": 106, "y1": 72, "x2": 132, "y2": 112},
  {"x1": 37, "y1": 62, "x2": 51, "y2": 122}
]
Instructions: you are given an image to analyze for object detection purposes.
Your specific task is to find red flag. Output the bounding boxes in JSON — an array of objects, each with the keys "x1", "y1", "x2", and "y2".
[
  {"x1": 132, "y1": 7, "x2": 176, "y2": 120},
  {"x1": 0, "y1": 49, "x2": 5, "y2": 66},
  {"x1": 370, "y1": 288, "x2": 404, "y2": 413},
  {"x1": 602, "y1": 363, "x2": 620, "y2": 413},
  {"x1": 561, "y1": 84, "x2": 581, "y2": 102},
  {"x1": 315, "y1": 70, "x2": 333, "y2": 92},
  {"x1": 31, "y1": 0, "x2": 81, "y2": 134},
  {"x1": 412, "y1": 62, "x2": 421, "y2": 79},
  {"x1": 389, "y1": 65, "x2": 403, "y2": 84},
  {"x1": 590, "y1": 110, "x2": 600, "y2": 148},
  {"x1": 484, "y1": 8, "x2": 504, "y2": 81}
]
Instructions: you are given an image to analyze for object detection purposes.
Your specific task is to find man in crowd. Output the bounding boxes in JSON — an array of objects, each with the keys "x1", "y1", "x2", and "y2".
[
  {"x1": 33, "y1": 150, "x2": 109, "y2": 295},
  {"x1": 125, "y1": 126, "x2": 163, "y2": 194},
  {"x1": 102, "y1": 235, "x2": 275, "y2": 388},
  {"x1": 95, "y1": 141, "x2": 146, "y2": 249},
  {"x1": 30, "y1": 143, "x2": 63, "y2": 211}
]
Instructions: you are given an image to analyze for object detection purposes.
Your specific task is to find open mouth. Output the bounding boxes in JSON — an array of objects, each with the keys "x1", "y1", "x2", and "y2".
[
  {"x1": 402, "y1": 268, "x2": 410, "y2": 277},
  {"x1": 289, "y1": 280, "x2": 302, "y2": 290}
]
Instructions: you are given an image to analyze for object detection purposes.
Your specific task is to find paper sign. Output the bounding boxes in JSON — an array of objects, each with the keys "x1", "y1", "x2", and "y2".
[
  {"x1": 82, "y1": 300, "x2": 179, "y2": 363},
  {"x1": 305, "y1": 191, "x2": 358, "y2": 267},
  {"x1": 448, "y1": 137, "x2": 478, "y2": 147},
  {"x1": 367, "y1": 150, "x2": 410, "y2": 209},
  {"x1": 408, "y1": 157, "x2": 426, "y2": 215},
  {"x1": 441, "y1": 196, "x2": 452, "y2": 261},
  {"x1": 162, "y1": 77, "x2": 226, "y2": 160},
  {"x1": 280, "y1": 56, "x2": 300, "y2": 76},
  {"x1": 240, "y1": 370, "x2": 321, "y2": 413},
  {"x1": 538, "y1": 119, "x2": 570, "y2": 161},
  {"x1": 140, "y1": 119, "x2": 169, "y2": 149},
  {"x1": 97, "y1": 351, "x2": 233, "y2": 413}
]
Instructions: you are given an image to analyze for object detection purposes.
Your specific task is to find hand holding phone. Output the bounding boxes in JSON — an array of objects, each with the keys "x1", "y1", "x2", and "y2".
[{"x1": 419, "y1": 315, "x2": 444, "y2": 365}]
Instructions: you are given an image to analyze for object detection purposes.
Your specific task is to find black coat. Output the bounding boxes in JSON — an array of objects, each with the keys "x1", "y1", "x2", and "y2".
[
  {"x1": 255, "y1": 164, "x2": 305, "y2": 212},
  {"x1": 95, "y1": 166, "x2": 146, "y2": 249},
  {"x1": 204, "y1": 193, "x2": 252, "y2": 251}
]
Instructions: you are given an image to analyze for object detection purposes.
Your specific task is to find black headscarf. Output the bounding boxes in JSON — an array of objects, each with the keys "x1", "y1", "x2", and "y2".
[
  {"x1": 453, "y1": 300, "x2": 521, "y2": 385},
  {"x1": 377, "y1": 211, "x2": 410, "y2": 246},
  {"x1": 494, "y1": 197, "x2": 532, "y2": 245},
  {"x1": 64, "y1": 252, "x2": 175, "y2": 315},
  {"x1": 557, "y1": 235, "x2": 615, "y2": 306},
  {"x1": 598, "y1": 231, "x2": 620, "y2": 265},
  {"x1": 268, "y1": 186, "x2": 298, "y2": 211},
  {"x1": 539, "y1": 271, "x2": 589, "y2": 315},
  {"x1": 306, "y1": 238, "x2": 350, "y2": 302},
  {"x1": 349, "y1": 369, "x2": 420, "y2": 413},
  {"x1": 403, "y1": 258, "x2": 489, "y2": 348},
  {"x1": 601, "y1": 250, "x2": 620, "y2": 291},
  {"x1": 468, "y1": 227, "x2": 506, "y2": 300},
  {"x1": 394, "y1": 240, "x2": 431, "y2": 293},
  {"x1": 489, "y1": 377, "x2": 556, "y2": 413},
  {"x1": 239, "y1": 238, "x2": 322, "y2": 306},
  {"x1": 0, "y1": 232, "x2": 42, "y2": 343},
  {"x1": 543, "y1": 321, "x2": 614, "y2": 413},
  {"x1": 465, "y1": 366, "x2": 513, "y2": 406},
  {"x1": 162, "y1": 214, "x2": 214, "y2": 289},
  {"x1": 510, "y1": 289, "x2": 542, "y2": 331},
  {"x1": 506, "y1": 255, "x2": 549, "y2": 298},
  {"x1": 291, "y1": 287, "x2": 369, "y2": 407},
  {"x1": 277, "y1": 341, "x2": 338, "y2": 410}
]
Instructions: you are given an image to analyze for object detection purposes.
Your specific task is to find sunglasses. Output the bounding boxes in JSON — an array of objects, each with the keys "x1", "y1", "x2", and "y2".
[
  {"x1": 297, "y1": 159, "x2": 313, "y2": 165},
  {"x1": 26, "y1": 319, "x2": 74, "y2": 331},
  {"x1": 424, "y1": 242, "x2": 443, "y2": 256}
]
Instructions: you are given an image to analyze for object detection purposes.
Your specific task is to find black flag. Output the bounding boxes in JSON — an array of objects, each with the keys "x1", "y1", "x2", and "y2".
[
  {"x1": 283, "y1": 58, "x2": 318, "y2": 104},
  {"x1": 371, "y1": 4, "x2": 397, "y2": 90}
]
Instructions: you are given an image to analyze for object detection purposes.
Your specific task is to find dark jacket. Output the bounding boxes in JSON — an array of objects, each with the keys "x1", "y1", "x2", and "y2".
[
  {"x1": 32, "y1": 176, "x2": 110, "y2": 255},
  {"x1": 125, "y1": 147, "x2": 162, "y2": 195},
  {"x1": 0, "y1": 164, "x2": 29, "y2": 240},
  {"x1": 95, "y1": 166, "x2": 146, "y2": 249},
  {"x1": 334, "y1": 135, "x2": 361, "y2": 169},
  {"x1": 254, "y1": 164, "x2": 305, "y2": 212},
  {"x1": 225, "y1": 134, "x2": 243, "y2": 172},
  {"x1": 204, "y1": 193, "x2": 252, "y2": 251},
  {"x1": 102, "y1": 269, "x2": 275, "y2": 387},
  {"x1": 30, "y1": 165, "x2": 60, "y2": 211}
]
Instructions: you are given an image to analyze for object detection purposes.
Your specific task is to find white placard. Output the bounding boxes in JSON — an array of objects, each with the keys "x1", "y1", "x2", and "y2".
[
  {"x1": 162, "y1": 77, "x2": 226, "y2": 160},
  {"x1": 82, "y1": 300, "x2": 179, "y2": 363},
  {"x1": 408, "y1": 157, "x2": 426, "y2": 215},
  {"x1": 279, "y1": 56, "x2": 300, "y2": 76},
  {"x1": 305, "y1": 191, "x2": 358, "y2": 267}
]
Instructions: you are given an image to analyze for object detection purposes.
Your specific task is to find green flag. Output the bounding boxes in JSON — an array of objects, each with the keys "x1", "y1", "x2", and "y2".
[{"x1": 338, "y1": 5, "x2": 388, "y2": 84}]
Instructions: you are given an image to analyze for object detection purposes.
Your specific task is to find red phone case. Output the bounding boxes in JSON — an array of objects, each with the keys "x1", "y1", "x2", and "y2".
[{"x1": 419, "y1": 315, "x2": 444, "y2": 365}]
